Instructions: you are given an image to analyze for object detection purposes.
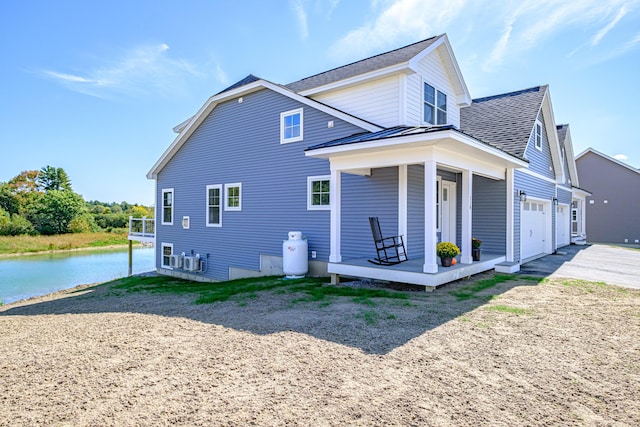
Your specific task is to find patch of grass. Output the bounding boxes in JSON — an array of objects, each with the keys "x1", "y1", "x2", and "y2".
[
  {"x1": 0, "y1": 232, "x2": 130, "y2": 255},
  {"x1": 486, "y1": 305, "x2": 533, "y2": 315},
  {"x1": 111, "y1": 275, "x2": 408, "y2": 306},
  {"x1": 560, "y1": 279, "x2": 608, "y2": 293},
  {"x1": 357, "y1": 310, "x2": 379, "y2": 325},
  {"x1": 449, "y1": 274, "x2": 518, "y2": 301}
]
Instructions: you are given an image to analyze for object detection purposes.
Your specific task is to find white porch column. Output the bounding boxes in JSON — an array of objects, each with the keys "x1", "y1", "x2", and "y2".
[
  {"x1": 398, "y1": 164, "x2": 408, "y2": 248},
  {"x1": 329, "y1": 168, "x2": 342, "y2": 263},
  {"x1": 461, "y1": 169, "x2": 473, "y2": 264},
  {"x1": 424, "y1": 161, "x2": 438, "y2": 273},
  {"x1": 506, "y1": 168, "x2": 515, "y2": 262}
]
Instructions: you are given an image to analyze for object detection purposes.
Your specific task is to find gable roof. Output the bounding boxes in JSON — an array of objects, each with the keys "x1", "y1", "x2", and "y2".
[
  {"x1": 576, "y1": 147, "x2": 640, "y2": 176},
  {"x1": 147, "y1": 77, "x2": 383, "y2": 179},
  {"x1": 460, "y1": 86, "x2": 547, "y2": 159},
  {"x1": 286, "y1": 34, "x2": 471, "y2": 106},
  {"x1": 557, "y1": 124, "x2": 579, "y2": 187},
  {"x1": 286, "y1": 36, "x2": 441, "y2": 93}
]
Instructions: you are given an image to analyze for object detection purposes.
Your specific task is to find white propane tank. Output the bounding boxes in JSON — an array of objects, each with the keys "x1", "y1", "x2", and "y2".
[{"x1": 283, "y1": 231, "x2": 308, "y2": 279}]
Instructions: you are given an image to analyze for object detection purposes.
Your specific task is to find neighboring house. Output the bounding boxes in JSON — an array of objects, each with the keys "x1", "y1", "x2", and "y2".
[
  {"x1": 143, "y1": 34, "x2": 587, "y2": 289},
  {"x1": 575, "y1": 148, "x2": 639, "y2": 245}
]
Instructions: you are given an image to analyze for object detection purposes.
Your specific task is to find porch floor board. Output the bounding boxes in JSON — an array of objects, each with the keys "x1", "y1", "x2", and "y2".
[{"x1": 329, "y1": 253, "x2": 505, "y2": 290}]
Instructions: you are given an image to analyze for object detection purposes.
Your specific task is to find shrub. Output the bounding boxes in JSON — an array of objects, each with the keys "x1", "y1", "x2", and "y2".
[
  {"x1": 472, "y1": 238, "x2": 482, "y2": 249},
  {"x1": 436, "y1": 241, "x2": 460, "y2": 258}
]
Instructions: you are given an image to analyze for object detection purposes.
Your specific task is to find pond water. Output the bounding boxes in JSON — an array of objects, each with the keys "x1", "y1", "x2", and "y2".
[{"x1": 0, "y1": 246, "x2": 155, "y2": 304}]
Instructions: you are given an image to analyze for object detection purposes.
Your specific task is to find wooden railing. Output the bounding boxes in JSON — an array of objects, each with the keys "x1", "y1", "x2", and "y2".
[{"x1": 129, "y1": 216, "x2": 155, "y2": 238}]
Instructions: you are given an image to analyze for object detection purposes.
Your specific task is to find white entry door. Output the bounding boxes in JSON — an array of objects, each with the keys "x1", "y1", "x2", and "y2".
[
  {"x1": 521, "y1": 201, "x2": 547, "y2": 260},
  {"x1": 556, "y1": 205, "x2": 570, "y2": 247},
  {"x1": 441, "y1": 181, "x2": 457, "y2": 243}
]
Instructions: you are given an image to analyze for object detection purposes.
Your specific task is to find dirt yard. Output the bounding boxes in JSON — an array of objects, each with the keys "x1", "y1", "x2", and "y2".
[{"x1": 1, "y1": 273, "x2": 639, "y2": 426}]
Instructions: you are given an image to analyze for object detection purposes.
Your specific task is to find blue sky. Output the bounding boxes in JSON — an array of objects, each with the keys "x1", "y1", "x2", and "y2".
[{"x1": 2, "y1": 0, "x2": 639, "y2": 205}]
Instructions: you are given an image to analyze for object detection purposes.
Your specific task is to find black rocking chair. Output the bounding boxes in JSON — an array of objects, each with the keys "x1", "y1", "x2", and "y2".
[{"x1": 368, "y1": 217, "x2": 408, "y2": 266}]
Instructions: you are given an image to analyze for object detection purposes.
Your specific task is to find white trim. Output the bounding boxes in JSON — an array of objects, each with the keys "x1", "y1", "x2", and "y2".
[
  {"x1": 224, "y1": 183, "x2": 242, "y2": 211},
  {"x1": 506, "y1": 169, "x2": 515, "y2": 262},
  {"x1": 280, "y1": 108, "x2": 304, "y2": 144},
  {"x1": 422, "y1": 80, "x2": 447, "y2": 125},
  {"x1": 329, "y1": 169, "x2": 342, "y2": 263},
  {"x1": 147, "y1": 79, "x2": 382, "y2": 179},
  {"x1": 398, "y1": 165, "x2": 408, "y2": 248},
  {"x1": 517, "y1": 167, "x2": 558, "y2": 184},
  {"x1": 161, "y1": 242, "x2": 173, "y2": 269},
  {"x1": 181, "y1": 216, "x2": 190, "y2": 229},
  {"x1": 460, "y1": 170, "x2": 472, "y2": 264},
  {"x1": 161, "y1": 188, "x2": 174, "y2": 225},
  {"x1": 307, "y1": 175, "x2": 331, "y2": 210},
  {"x1": 424, "y1": 161, "x2": 438, "y2": 273},
  {"x1": 206, "y1": 184, "x2": 222, "y2": 227},
  {"x1": 436, "y1": 176, "x2": 442, "y2": 232}
]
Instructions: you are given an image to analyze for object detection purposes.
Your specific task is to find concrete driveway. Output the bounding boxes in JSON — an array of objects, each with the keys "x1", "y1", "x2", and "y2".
[{"x1": 518, "y1": 244, "x2": 640, "y2": 289}]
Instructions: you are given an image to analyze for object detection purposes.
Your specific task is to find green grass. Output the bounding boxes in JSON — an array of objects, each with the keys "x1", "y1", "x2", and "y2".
[
  {"x1": 111, "y1": 275, "x2": 408, "y2": 306},
  {"x1": 449, "y1": 274, "x2": 545, "y2": 301},
  {"x1": 485, "y1": 304, "x2": 533, "y2": 315},
  {"x1": 0, "y1": 232, "x2": 130, "y2": 255},
  {"x1": 560, "y1": 279, "x2": 607, "y2": 293}
]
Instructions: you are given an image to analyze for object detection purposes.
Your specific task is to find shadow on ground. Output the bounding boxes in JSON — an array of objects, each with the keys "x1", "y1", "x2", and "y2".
[{"x1": 0, "y1": 272, "x2": 542, "y2": 355}]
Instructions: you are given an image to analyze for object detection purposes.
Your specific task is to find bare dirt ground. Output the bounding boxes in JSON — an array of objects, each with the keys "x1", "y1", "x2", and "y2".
[{"x1": 1, "y1": 274, "x2": 639, "y2": 426}]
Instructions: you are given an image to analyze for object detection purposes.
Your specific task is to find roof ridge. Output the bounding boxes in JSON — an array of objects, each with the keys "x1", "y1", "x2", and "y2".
[
  {"x1": 472, "y1": 85, "x2": 547, "y2": 103},
  {"x1": 286, "y1": 35, "x2": 441, "y2": 87}
]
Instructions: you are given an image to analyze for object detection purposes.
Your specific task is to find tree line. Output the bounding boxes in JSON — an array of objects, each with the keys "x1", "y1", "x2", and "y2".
[{"x1": 0, "y1": 166, "x2": 153, "y2": 236}]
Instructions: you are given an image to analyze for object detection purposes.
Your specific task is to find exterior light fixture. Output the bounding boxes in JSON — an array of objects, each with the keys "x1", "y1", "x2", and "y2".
[
  {"x1": 552, "y1": 197, "x2": 558, "y2": 206},
  {"x1": 518, "y1": 190, "x2": 527, "y2": 202}
]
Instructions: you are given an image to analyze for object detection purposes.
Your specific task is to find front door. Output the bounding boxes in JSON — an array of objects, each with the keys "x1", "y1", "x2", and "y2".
[{"x1": 441, "y1": 181, "x2": 457, "y2": 244}]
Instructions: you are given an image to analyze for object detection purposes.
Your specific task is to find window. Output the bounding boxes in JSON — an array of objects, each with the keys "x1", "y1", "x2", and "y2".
[
  {"x1": 206, "y1": 184, "x2": 222, "y2": 226},
  {"x1": 535, "y1": 122, "x2": 542, "y2": 150},
  {"x1": 162, "y1": 188, "x2": 174, "y2": 225},
  {"x1": 423, "y1": 83, "x2": 447, "y2": 125},
  {"x1": 225, "y1": 183, "x2": 242, "y2": 211},
  {"x1": 307, "y1": 175, "x2": 330, "y2": 210},
  {"x1": 161, "y1": 243, "x2": 173, "y2": 268},
  {"x1": 280, "y1": 108, "x2": 303, "y2": 143}
]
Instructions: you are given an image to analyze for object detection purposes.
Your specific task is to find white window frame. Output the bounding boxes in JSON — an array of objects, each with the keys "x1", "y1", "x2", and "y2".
[
  {"x1": 423, "y1": 81, "x2": 447, "y2": 125},
  {"x1": 280, "y1": 108, "x2": 304, "y2": 144},
  {"x1": 436, "y1": 176, "x2": 442, "y2": 232},
  {"x1": 535, "y1": 121, "x2": 542, "y2": 151},
  {"x1": 307, "y1": 175, "x2": 331, "y2": 210},
  {"x1": 224, "y1": 183, "x2": 242, "y2": 211},
  {"x1": 161, "y1": 242, "x2": 173, "y2": 268},
  {"x1": 161, "y1": 188, "x2": 174, "y2": 225},
  {"x1": 206, "y1": 184, "x2": 223, "y2": 227}
]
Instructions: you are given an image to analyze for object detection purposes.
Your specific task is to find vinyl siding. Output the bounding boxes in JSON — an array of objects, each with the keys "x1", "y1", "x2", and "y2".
[
  {"x1": 407, "y1": 164, "x2": 425, "y2": 256},
  {"x1": 524, "y1": 111, "x2": 555, "y2": 179},
  {"x1": 311, "y1": 75, "x2": 400, "y2": 127},
  {"x1": 155, "y1": 88, "x2": 366, "y2": 280},
  {"x1": 341, "y1": 167, "x2": 399, "y2": 260},
  {"x1": 406, "y1": 49, "x2": 461, "y2": 128},
  {"x1": 472, "y1": 176, "x2": 507, "y2": 254},
  {"x1": 557, "y1": 187, "x2": 572, "y2": 205}
]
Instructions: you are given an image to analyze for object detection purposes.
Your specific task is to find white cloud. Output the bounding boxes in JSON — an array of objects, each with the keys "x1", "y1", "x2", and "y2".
[
  {"x1": 290, "y1": 0, "x2": 309, "y2": 40},
  {"x1": 330, "y1": 0, "x2": 467, "y2": 61},
  {"x1": 613, "y1": 154, "x2": 629, "y2": 161},
  {"x1": 591, "y1": 6, "x2": 628, "y2": 46},
  {"x1": 40, "y1": 43, "x2": 200, "y2": 99}
]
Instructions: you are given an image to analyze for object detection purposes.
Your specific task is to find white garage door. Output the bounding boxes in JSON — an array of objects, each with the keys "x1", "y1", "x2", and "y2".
[
  {"x1": 521, "y1": 201, "x2": 547, "y2": 260},
  {"x1": 556, "y1": 205, "x2": 570, "y2": 247}
]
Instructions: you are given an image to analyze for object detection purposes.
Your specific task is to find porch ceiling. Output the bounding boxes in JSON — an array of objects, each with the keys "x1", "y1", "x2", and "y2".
[{"x1": 305, "y1": 128, "x2": 527, "y2": 180}]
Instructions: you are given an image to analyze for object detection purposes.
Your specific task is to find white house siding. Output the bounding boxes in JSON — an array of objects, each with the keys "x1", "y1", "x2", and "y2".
[
  {"x1": 154, "y1": 88, "x2": 367, "y2": 281},
  {"x1": 312, "y1": 75, "x2": 401, "y2": 127},
  {"x1": 406, "y1": 49, "x2": 461, "y2": 128}
]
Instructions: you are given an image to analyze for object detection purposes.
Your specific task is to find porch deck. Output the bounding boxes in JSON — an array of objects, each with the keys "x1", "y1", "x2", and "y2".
[{"x1": 329, "y1": 253, "x2": 506, "y2": 290}]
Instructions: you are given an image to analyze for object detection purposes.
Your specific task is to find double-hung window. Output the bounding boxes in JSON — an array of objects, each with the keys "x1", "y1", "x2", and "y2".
[
  {"x1": 162, "y1": 188, "x2": 174, "y2": 225},
  {"x1": 161, "y1": 243, "x2": 173, "y2": 268},
  {"x1": 206, "y1": 184, "x2": 222, "y2": 226},
  {"x1": 280, "y1": 108, "x2": 303, "y2": 143},
  {"x1": 535, "y1": 122, "x2": 542, "y2": 150},
  {"x1": 307, "y1": 175, "x2": 330, "y2": 210},
  {"x1": 424, "y1": 83, "x2": 447, "y2": 125},
  {"x1": 224, "y1": 183, "x2": 242, "y2": 211}
]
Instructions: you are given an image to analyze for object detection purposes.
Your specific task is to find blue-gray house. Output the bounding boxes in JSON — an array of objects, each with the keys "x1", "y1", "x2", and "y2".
[{"x1": 143, "y1": 34, "x2": 587, "y2": 289}]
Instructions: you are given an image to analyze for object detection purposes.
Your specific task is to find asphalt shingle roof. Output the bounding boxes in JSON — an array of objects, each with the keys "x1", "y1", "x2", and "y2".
[
  {"x1": 460, "y1": 86, "x2": 547, "y2": 159},
  {"x1": 286, "y1": 35, "x2": 442, "y2": 93},
  {"x1": 215, "y1": 74, "x2": 262, "y2": 95}
]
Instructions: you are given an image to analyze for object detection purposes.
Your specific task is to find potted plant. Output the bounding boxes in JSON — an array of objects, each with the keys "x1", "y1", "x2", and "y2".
[
  {"x1": 472, "y1": 238, "x2": 482, "y2": 261},
  {"x1": 436, "y1": 241, "x2": 460, "y2": 267}
]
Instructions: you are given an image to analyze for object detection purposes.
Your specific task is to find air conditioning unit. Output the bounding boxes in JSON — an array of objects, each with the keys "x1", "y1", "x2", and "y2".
[
  {"x1": 183, "y1": 256, "x2": 199, "y2": 272},
  {"x1": 169, "y1": 254, "x2": 183, "y2": 269}
]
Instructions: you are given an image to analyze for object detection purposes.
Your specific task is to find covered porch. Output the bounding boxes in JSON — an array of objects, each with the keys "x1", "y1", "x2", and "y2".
[{"x1": 305, "y1": 126, "x2": 527, "y2": 289}]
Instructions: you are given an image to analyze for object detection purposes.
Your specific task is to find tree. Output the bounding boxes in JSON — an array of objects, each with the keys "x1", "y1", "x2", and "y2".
[
  {"x1": 36, "y1": 166, "x2": 72, "y2": 192},
  {"x1": 31, "y1": 190, "x2": 86, "y2": 235},
  {"x1": 8, "y1": 170, "x2": 40, "y2": 193}
]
